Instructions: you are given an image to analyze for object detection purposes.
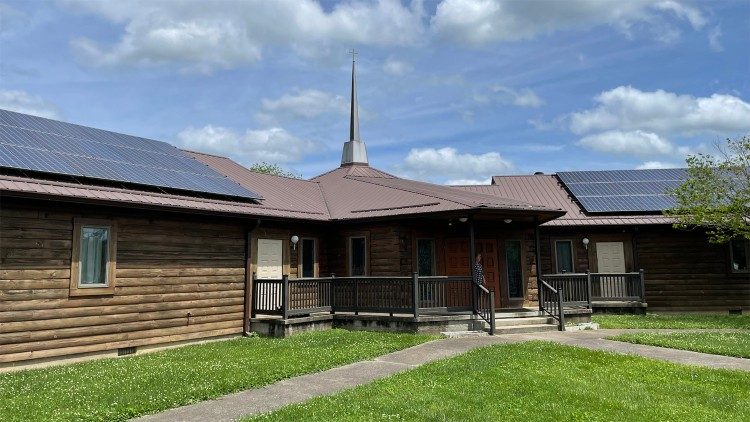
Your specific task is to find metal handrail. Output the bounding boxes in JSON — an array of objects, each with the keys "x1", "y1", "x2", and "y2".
[
  {"x1": 475, "y1": 283, "x2": 496, "y2": 335},
  {"x1": 539, "y1": 279, "x2": 565, "y2": 331}
]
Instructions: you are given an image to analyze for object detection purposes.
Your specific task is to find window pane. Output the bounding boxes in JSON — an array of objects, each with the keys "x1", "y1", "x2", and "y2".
[
  {"x1": 555, "y1": 241, "x2": 573, "y2": 273},
  {"x1": 350, "y1": 237, "x2": 366, "y2": 276},
  {"x1": 730, "y1": 238, "x2": 748, "y2": 271},
  {"x1": 506, "y1": 240, "x2": 523, "y2": 298},
  {"x1": 80, "y1": 227, "x2": 109, "y2": 285},
  {"x1": 302, "y1": 239, "x2": 315, "y2": 278},
  {"x1": 417, "y1": 239, "x2": 435, "y2": 276}
]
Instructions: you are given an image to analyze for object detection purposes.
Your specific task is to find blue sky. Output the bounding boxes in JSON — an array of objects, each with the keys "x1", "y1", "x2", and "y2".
[{"x1": 1, "y1": 0, "x2": 749, "y2": 184}]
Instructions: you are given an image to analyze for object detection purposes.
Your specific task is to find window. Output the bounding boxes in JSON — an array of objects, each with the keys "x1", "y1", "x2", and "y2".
[
  {"x1": 555, "y1": 240, "x2": 574, "y2": 273},
  {"x1": 300, "y1": 238, "x2": 316, "y2": 278},
  {"x1": 70, "y1": 219, "x2": 117, "y2": 296},
  {"x1": 417, "y1": 239, "x2": 436, "y2": 276},
  {"x1": 506, "y1": 240, "x2": 524, "y2": 298},
  {"x1": 729, "y1": 238, "x2": 750, "y2": 273},
  {"x1": 348, "y1": 236, "x2": 367, "y2": 276}
]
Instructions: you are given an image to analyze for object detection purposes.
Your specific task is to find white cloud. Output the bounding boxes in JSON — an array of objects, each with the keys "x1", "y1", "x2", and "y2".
[
  {"x1": 491, "y1": 85, "x2": 544, "y2": 108},
  {"x1": 257, "y1": 89, "x2": 347, "y2": 123},
  {"x1": 400, "y1": 147, "x2": 514, "y2": 183},
  {"x1": 576, "y1": 130, "x2": 690, "y2": 158},
  {"x1": 382, "y1": 57, "x2": 414, "y2": 76},
  {"x1": 431, "y1": 0, "x2": 707, "y2": 46},
  {"x1": 570, "y1": 86, "x2": 750, "y2": 136},
  {"x1": 176, "y1": 125, "x2": 319, "y2": 164},
  {"x1": 708, "y1": 25, "x2": 723, "y2": 52},
  {"x1": 65, "y1": 0, "x2": 426, "y2": 72},
  {"x1": 0, "y1": 90, "x2": 62, "y2": 119},
  {"x1": 635, "y1": 160, "x2": 681, "y2": 170}
]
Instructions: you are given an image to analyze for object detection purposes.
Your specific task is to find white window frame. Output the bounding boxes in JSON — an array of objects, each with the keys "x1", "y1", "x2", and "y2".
[{"x1": 70, "y1": 218, "x2": 117, "y2": 296}]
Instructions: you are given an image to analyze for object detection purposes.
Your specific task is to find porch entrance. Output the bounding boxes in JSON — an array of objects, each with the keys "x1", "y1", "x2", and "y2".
[{"x1": 445, "y1": 238, "x2": 502, "y2": 308}]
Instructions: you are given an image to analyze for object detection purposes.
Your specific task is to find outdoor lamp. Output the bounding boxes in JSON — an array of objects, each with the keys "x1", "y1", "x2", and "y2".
[
  {"x1": 503, "y1": 219, "x2": 512, "y2": 224},
  {"x1": 582, "y1": 237, "x2": 590, "y2": 250},
  {"x1": 458, "y1": 217, "x2": 468, "y2": 223},
  {"x1": 291, "y1": 235, "x2": 299, "y2": 250}
]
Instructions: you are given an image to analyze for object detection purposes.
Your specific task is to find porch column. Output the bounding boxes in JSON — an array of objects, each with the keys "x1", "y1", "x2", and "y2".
[
  {"x1": 469, "y1": 215, "x2": 477, "y2": 314},
  {"x1": 534, "y1": 218, "x2": 543, "y2": 311}
]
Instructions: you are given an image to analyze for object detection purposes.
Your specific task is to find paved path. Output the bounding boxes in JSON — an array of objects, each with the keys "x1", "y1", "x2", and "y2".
[{"x1": 133, "y1": 330, "x2": 749, "y2": 422}]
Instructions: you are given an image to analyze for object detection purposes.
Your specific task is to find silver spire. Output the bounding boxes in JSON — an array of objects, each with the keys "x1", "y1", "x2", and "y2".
[{"x1": 341, "y1": 49, "x2": 368, "y2": 166}]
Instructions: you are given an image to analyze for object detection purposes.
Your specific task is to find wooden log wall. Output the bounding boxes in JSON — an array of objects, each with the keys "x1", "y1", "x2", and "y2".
[
  {"x1": 0, "y1": 203, "x2": 247, "y2": 365},
  {"x1": 538, "y1": 225, "x2": 749, "y2": 311},
  {"x1": 636, "y1": 227, "x2": 749, "y2": 311}
]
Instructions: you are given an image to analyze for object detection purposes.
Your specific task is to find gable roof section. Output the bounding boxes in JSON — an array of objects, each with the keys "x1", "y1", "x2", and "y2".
[{"x1": 454, "y1": 174, "x2": 674, "y2": 226}]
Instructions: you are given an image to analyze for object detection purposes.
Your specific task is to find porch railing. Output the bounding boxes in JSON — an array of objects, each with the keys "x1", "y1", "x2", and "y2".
[
  {"x1": 252, "y1": 273, "x2": 479, "y2": 321},
  {"x1": 476, "y1": 284, "x2": 496, "y2": 335},
  {"x1": 541, "y1": 270, "x2": 646, "y2": 305},
  {"x1": 539, "y1": 279, "x2": 565, "y2": 331}
]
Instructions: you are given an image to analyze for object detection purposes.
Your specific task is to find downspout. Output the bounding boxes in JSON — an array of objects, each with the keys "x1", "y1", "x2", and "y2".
[
  {"x1": 243, "y1": 219, "x2": 261, "y2": 336},
  {"x1": 534, "y1": 217, "x2": 543, "y2": 311}
]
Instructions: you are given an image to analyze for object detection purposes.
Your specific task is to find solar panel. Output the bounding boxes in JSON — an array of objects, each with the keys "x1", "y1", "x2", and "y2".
[
  {"x1": 0, "y1": 109, "x2": 261, "y2": 200},
  {"x1": 557, "y1": 169, "x2": 687, "y2": 213}
]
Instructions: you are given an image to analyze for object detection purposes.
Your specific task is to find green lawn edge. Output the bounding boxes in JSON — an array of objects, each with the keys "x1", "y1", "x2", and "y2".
[
  {"x1": 607, "y1": 331, "x2": 750, "y2": 358},
  {"x1": 592, "y1": 313, "x2": 750, "y2": 329},
  {"x1": 0, "y1": 329, "x2": 437, "y2": 422},
  {"x1": 245, "y1": 341, "x2": 750, "y2": 422}
]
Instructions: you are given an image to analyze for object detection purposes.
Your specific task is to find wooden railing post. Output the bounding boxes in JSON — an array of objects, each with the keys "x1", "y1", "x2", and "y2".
[
  {"x1": 281, "y1": 275, "x2": 289, "y2": 320},
  {"x1": 585, "y1": 270, "x2": 592, "y2": 309},
  {"x1": 250, "y1": 272, "x2": 257, "y2": 318},
  {"x1": 330, "y1": 273, "x2": 336, "y2": 314},
  {"x1": 489, "y1": 290, "x2": 496, "y2": 335},
  {"x1": 354, "y1": 277, "x2": 359, "y2": 316},
  {"x1": 412, "y1": 272, "x2": 419, "y2": 321},
  {"x1": 639, "y1": 269, "x2": 645, "y2": 301},
  {"x1": 557, "y1": 287, "x2": 565, "y2": 331}
]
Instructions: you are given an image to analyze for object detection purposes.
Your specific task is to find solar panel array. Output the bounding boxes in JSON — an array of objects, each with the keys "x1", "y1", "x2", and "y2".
[
  {"x1": 0, "y1": 109, "x2": 261, "y2": 200},
  {"x1": 557, "y1": 168, "x2": 687, "y2": 213}
]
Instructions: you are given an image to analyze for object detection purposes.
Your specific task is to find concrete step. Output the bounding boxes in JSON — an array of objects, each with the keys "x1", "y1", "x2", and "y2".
[
  {"x1": 493, "y1": 316, "x2": 552, "y2": 327},
  {"x1": 490, "y1": 323, "x2": 559, "y2": 335},
  {"x1": 494, "y1": 310, "x2": 543, "y2": 319},
  {"x1": 441, "y1": 330, "x2": 489, "y2": 338}
]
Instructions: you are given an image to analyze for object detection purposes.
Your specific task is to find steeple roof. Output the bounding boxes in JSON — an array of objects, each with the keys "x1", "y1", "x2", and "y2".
[{"x1": 341, "y1": 50, "x2": 368, "y2": 166}]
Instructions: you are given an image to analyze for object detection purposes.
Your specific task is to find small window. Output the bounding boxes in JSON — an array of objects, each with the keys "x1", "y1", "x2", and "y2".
[
  {"x1": 417, "y1": 239, "x2": 436, "y2": 276},
  {"x1": 300, "y1": 238, "x2": 316, "y2": 278},
  {"x1": 70, "y1": 219, "x2": 117, "y2": 296},
  {"x1": 349, "y1": 236, "x2": 367, "y2": 276},
  {"x1": 555, "y1": 240, "x2": 574, "y2": 273},
  {"x1": 729, "y1": 238, "x2": 750, "y2": 273}
]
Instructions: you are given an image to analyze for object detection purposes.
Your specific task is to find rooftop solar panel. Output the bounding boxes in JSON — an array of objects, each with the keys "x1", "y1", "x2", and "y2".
[
  {"x1": 557, "y1": 169, "x2": 687, "y2": 214},
  {"x1": 0, "y1": 109, "x2": 261, "y2": 201}
]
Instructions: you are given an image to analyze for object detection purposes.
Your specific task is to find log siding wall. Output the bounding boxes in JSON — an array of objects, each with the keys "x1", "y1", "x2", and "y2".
[
  {"x1": 1, "y1": 203, "x2": 247, "y2": 365},
  {"x1": 538, "y1": 226, "x2": 749, "y2": 311}
]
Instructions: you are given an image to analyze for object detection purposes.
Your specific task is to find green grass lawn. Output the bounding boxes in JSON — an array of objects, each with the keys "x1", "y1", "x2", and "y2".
[
  {"x1": 608, "y1": 331, "x2": 750, "y2": 358},
  {"x1": 246, "y1": 341, "x2": 750, "y2": 422},
  {"x1": 0, "y1": 330, "x2": 436, "y2": 422},
  {"x1": 592, "y1": 313, "x2": 750, "y2": 329}
]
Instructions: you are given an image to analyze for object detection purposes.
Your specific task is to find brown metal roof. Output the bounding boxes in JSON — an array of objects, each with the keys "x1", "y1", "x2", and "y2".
[{"x1": 454, "y1": 175, "x2": 673, "y2": 226}]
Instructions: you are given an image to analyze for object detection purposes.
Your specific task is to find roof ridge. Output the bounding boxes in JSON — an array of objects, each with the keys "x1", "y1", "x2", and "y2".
[
  {"x1": 315, "y1": 181, "x2": 334, "y2": 219},
  {"x1": 345, "y1": 175, "x2": 473, "y2": 207}
]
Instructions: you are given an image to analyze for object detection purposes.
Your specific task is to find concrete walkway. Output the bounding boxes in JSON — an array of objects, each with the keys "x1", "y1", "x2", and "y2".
[{"x1": 133, "y1": 330, "x2": 749, "y2": 422}]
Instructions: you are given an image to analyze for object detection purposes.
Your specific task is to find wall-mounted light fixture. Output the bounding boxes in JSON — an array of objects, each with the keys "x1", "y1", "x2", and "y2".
[
  {"x1": 582, "y1": 237, "x2": 589, "y2": 250},
  {"x1": 291, "y1": 235, "x2": 299, "y2": 250},
  {"x1": 503, "y1": 218, "x2": 512, "y2": 224},
  {"x1": 458, "y1": 217, "x2": 468, "y2": 223}
]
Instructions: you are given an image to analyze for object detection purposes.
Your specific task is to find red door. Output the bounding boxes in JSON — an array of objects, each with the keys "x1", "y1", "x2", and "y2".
[{"x1": 445, "y1": 238, "x2": 501, "y2": 308}]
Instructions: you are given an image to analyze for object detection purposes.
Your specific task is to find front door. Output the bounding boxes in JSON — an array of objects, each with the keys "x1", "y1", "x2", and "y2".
[
  {"x1": 596, "y1": 242, "x2": 626, "y2": 273},
  {"x1": 257, "y1": 239, "x2": 283, "y2": 279},
  {"x1": 445, "y1": 238, "x2": 501, "y2": 308}
]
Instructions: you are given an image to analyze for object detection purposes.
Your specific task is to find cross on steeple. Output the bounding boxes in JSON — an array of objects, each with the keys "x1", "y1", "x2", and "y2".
[{"x1": 349, "y1": 48, "x2": 357, "y2": 62}]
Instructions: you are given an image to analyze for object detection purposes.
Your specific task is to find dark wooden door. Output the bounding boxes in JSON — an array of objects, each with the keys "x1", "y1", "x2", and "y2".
[{"x1": 445, "y1": 238, "x2": 501, "y2": 308}]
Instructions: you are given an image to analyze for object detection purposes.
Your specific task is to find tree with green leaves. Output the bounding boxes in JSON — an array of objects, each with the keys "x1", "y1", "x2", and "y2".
[
  {"x1": 667, "y1": 136, "x2": 750, "y2": 243},
  {"x1": 248, "y1": 162, "x2": 300, "y2": 179}
]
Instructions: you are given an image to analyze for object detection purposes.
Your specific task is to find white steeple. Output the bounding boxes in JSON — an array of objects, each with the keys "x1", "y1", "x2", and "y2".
[{"x1": 341, "y1": 49, "x2": 368, "y2": 166}]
